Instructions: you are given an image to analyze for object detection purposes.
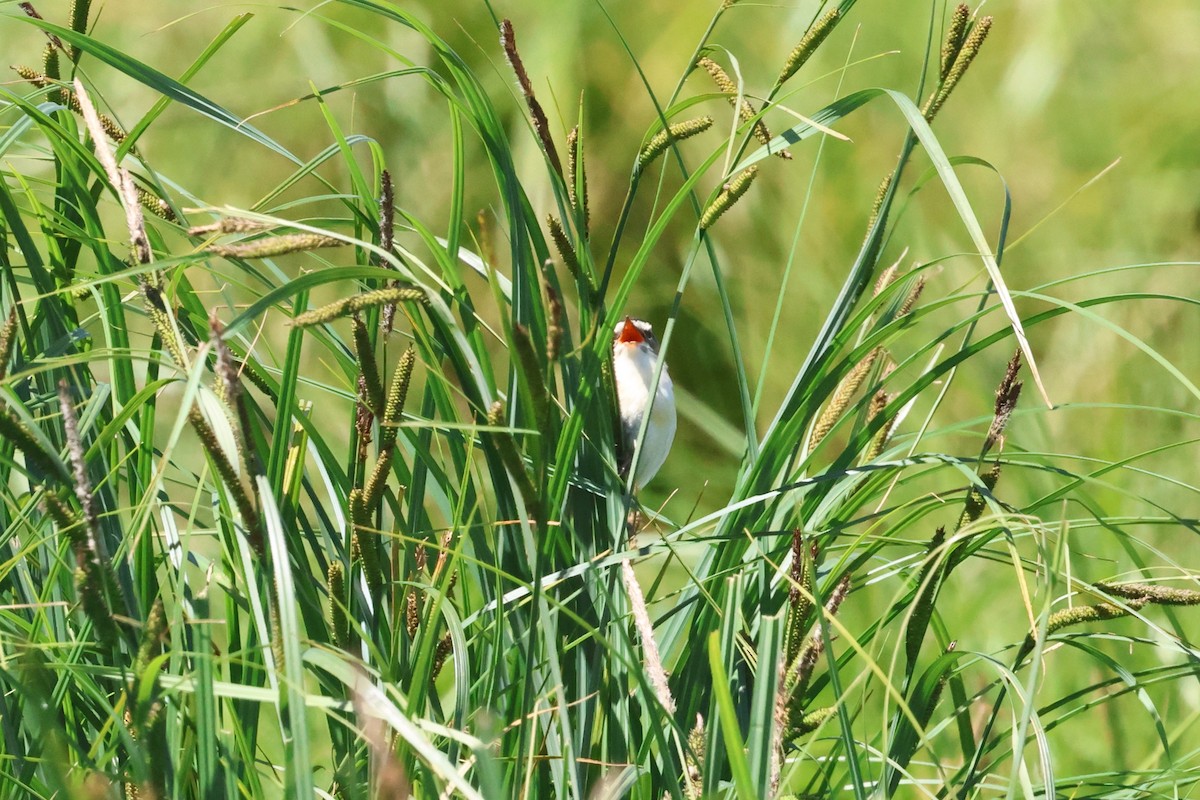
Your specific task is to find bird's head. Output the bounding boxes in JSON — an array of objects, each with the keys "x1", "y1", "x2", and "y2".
[{"x1": 613, "y1": 317, "x2": 659, "y2": 354}]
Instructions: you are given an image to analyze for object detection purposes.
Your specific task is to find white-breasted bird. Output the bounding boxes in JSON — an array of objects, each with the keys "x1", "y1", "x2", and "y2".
[{"x1": 612, "y1": 317, "x2": 676, "y2": 489}]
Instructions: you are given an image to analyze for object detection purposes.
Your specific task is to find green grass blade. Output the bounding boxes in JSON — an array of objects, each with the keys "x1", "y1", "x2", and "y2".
[{"x1": 707, "y1": 631, "x2": 756, "y2": 800}]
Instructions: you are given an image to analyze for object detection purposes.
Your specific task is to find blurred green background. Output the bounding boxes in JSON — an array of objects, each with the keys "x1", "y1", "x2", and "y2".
[{"x1": 6, "y1": 0, "x2": 1200, "y2": 779}]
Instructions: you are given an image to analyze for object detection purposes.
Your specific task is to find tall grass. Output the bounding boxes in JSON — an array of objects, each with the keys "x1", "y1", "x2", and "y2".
[{"x1": 2, "y1": 0, "x2": 1199, "y2": 798}]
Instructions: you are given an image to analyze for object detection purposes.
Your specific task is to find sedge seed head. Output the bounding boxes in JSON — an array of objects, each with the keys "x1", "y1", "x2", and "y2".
[
  {"x1": 777, "y1": 9, "x2": 840, "y2": 86},
  {"x1": 699, "y1": 165, "x2": 759, "y2": 229},
  {"x1": 638, "y1": 116, "x2": 714, "y2": 170}
]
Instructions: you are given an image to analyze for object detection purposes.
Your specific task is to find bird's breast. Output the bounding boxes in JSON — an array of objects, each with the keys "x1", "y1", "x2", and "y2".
[{"x1": 613, "y1": 346, "x2": 670, "y2": 421}]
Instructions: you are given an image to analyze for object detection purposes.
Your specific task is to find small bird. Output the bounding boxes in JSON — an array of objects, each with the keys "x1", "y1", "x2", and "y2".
[{"x1": 612, "y1": 317, "x2": 677, "y2": 489}]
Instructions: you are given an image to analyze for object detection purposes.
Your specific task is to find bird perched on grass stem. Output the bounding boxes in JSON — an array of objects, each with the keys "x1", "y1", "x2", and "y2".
[{"x1": 612, "y1": 317, "x2": 676, "y2": 490}]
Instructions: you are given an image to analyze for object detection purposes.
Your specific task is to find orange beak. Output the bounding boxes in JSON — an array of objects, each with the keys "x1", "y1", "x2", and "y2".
[{"x1": 618, "y1": 317, "x2": 644, "y2": 344}]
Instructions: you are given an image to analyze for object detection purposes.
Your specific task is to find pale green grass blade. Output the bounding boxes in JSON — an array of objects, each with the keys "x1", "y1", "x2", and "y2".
[
  {"x1": 881, "y1": 88, "x2": 1050, "y2": 407},
  {"x1": 257, "y1": 475, "x2": 315, "y2": 800}
]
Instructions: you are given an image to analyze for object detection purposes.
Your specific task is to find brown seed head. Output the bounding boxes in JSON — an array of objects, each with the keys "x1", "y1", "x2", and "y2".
[
  {"x1": 379, "y1": 169, "x2": 395, "y2": 256},
  {"x1": 985, "y1": 349, "x2": 1022, "y2": 452},
  {"x1": 499, "y1": 19, "x2": 563, "y2": 179}
]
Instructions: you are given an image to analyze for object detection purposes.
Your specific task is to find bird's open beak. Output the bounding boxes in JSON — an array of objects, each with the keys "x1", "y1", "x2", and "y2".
[{"x1": 617, "y1": 317, "x2": 645, "y2": 344}]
